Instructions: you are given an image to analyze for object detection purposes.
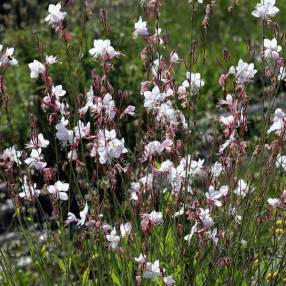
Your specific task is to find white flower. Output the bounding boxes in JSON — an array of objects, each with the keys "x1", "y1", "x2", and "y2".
[
  {"x1": 73, "y1": 120, "x2": 90, "y2": 141},
  {"x1": 229, "y1": 206, "x2": 241, "y2": 224},
  {"x1": 212, "y1": 162, "x2": 223, "y2": 178},
  {"x1": 143, "y1": 260, "x2": 162, "y2": 279},
  {"x1": 135, "y1": 253, "x2": 147, "y2": 264},
  {"x1": 144, "y1": 86, "x2": 167, "y2": 110},
  {"x1": 267, "y1": 108, "x2": 286, "y2": 135},
  {"x1": 142, "y1": 211, "x2": 164, "y2": 225},
  {"x1": 170, "y1": 52, "x2": 179, "y2": 63},
  {"x1": 48, "y1": 181, "x2": 69, "y2": 201},
  {"x1": 19, "y1": 176, "x2": 40, "y2": 200},
  {"x1": 234, "y1": 179, "x2": 254, "y2": 197},
  {"x1": 96, "y1": 129, "x2": 127, "y2": 164},
  {"x1": 278, "y1": 66, "x2": 286, "y2": 81},
  {"x1": 182, "y1": 72, "x2": 204, "y2": 92},
  {"x1": 120, "y1": 223, "x2": 132, "y2": 238},
  {"x1": 55, "y1": 118, "x2": 73, "y2": 146},
  {"x1": 0, "y1": 47, "x2": 18, "y2": 66},
  {"x1": 120, "y1": 105, "x2": 136, "y2": 119},
  {"x1": 24, "y1": 149, "x2": 47, "y2": 170},
  {"x1": 184, "y1": 222, "x2": 198, "y2": 243},
  {"x1": 205, "y1": 185, "x2": 228, "y2": 207},
  {"x1": 264, "y1": 38, "x2": 281, "y2": 60},
  {"x1": 26, "y1": 133, "x2": 49, "y2": 149},
  {"x1": 65, "y1": 212, "x2": 77, "y2": 225},
  {"x1": 89, "y1": 39, "x2": 120, "y2": 61},
  {"x1": 1, "y1": 146, "x2": 21, "y2": 165},
  {"x1": 229, "y1": 59, "x2": 257, "y2": 84},
  {"x1": 52, "y1": 85, "x2": 66, "y2": 98},
  {"x1": 267, "y1": 198, "x2": 281, "y2": 208},
  {"x1": 252, "y1": 0, "x2": 279, "y2": 19},
  {"x1": 45, "y1": 55, "x2": 60, "y2": 65},
  {"x1": 207, "y1": 228, "x2": 219, "y2": 245},
  {"x1": 275, "y1": 154, "x2": 286, "y2": 172},
  {"x1": 106, "y1": 227, "x2": 120, "y2": 249},
  {"x1": 134, "y1": 17, "x2": 148, "y2": 38},
  {"x1": 199, "y1": 208, "x2": 214, "y2": 228},
  {"x1": 78, "y1": 202, "x2": 89, "y2": 226},
  {"x1": 128, "y1": 182, "x2": 141, "y2": 201},
  {"x1": 28, "y1": 60, "x2": 46, "y2": 79},
  {"x1": 45, "y1": 3, "x2": 67, "y2": 26},
  {"x1": 163, "y1": 276, "x2": 176, "y2": 286}
]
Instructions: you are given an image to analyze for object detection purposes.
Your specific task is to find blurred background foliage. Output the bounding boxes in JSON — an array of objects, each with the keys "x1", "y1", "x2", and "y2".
[{"x1": 1, "y1": 0, "x2": 286, "y2": 151}]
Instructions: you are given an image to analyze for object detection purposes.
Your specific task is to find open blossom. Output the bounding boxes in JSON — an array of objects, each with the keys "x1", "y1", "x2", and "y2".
[
  {"x1": 182, "y1": 72, "x2": 204, "y2": 92},
  {"x1": 144, "y1": 86, "x2": 168, "y2": 110},
  {"x1": 267, "y1": 198, "x2": 281, "y2": 208},
  {"x1": 28, "y1": 60, "x2": 46, "y2": 79},
  {"x1": 163, "y1": 276, "x2": 176, "y2": 286},
  {"x1": 45, "y1": 55, "x2": 60, "y2": 65},
  {"x1": 135, "y1": 253, "x2": 147, "y2": 264},
  {"x1": 128, "y1": 182, "x2": 141, "y2": 201},
  {"x1": 275, "y1": 154, "x2": 286, "y2": 172},
  {"x1": 141, "y1": 211, "x2": 163, "y2": 231},
  {"x1": 65, "y1": 202, "x2": 88, "y2": 226},
  {"x1": 267, "y1": 108, "x2": 286, "y2": 135},
  {"x1": 264, "y1": 38, "x2": 281, "y2": 60},
  {"x1": 120, "y1": 105, "x2": 136, "y2": 119},
  {"x1": 120, "y1": 222, "x2": 132, "y2": 238},
  {"x1": 1, "y1": 146, "x2": 21, "y2": 165},
  {"x1": 24, "y1": 149, "x2": 47, "y2": 170},
  {"x1": 252, "y1": 0, "x2": 279, "y2": 19},
  {"x1": 48, "y1": 181, "x2": 69, "y2": 201},
  {"x1": 45, "y1": 3, "x2": 67, "y2": 27},
  {"x1": 206, "y1": 185, "x2": 228, "y2": 207},
  {"x1": 106, "y1": 227, "x2": 120, "y2": 249},
  {"x1": 234, "y1": 179, "x2": 254, "y2": 197},
  {"x1": 19, "y1": 176, "x2": 40, "y2": 200},
  {"x1": 144, "y1": 139, "x2": 173, "y2": 160},
  {"x1": 184, "y1": 222, "x2": 198, "y2": 243},
  {"x1": 229, "y1": 59, "x2": 257, "y2": 84},
  {"x1": 143, "y1": 260, "x2": 162, "y2": 279},
  {"x1": 55, "y1": 119, "x2": 73, "y2": 146},
  {"x1": 89, "y1": 39, "x2": 120, "y2": 61},
  {"x1": 26, "y1": 133, "x2": 49, "y2": 149},
  {"x1": 95, "y1": 129, "x2": 128, "y2": 164},
  {"x1": 199, "y1": 208, "x2": 214, "y2": 228},
  {"x1": 0, "y1": 47, "x2": 17, "y2": 66},
  {"x1": 134, "y1": 17, "x2": 148, "y2": 38}
]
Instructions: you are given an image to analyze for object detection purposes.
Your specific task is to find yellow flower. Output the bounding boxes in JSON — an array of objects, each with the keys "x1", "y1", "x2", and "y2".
[
  {"x1": 265, "y1": 272, "x2": 278, "y2": 281},
  {"x1": 276, "y1": 219, "x2": 283, "y2": 226},
  {"x1": 275, "y1": 228, "x2": 284, "y2": 236}
]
